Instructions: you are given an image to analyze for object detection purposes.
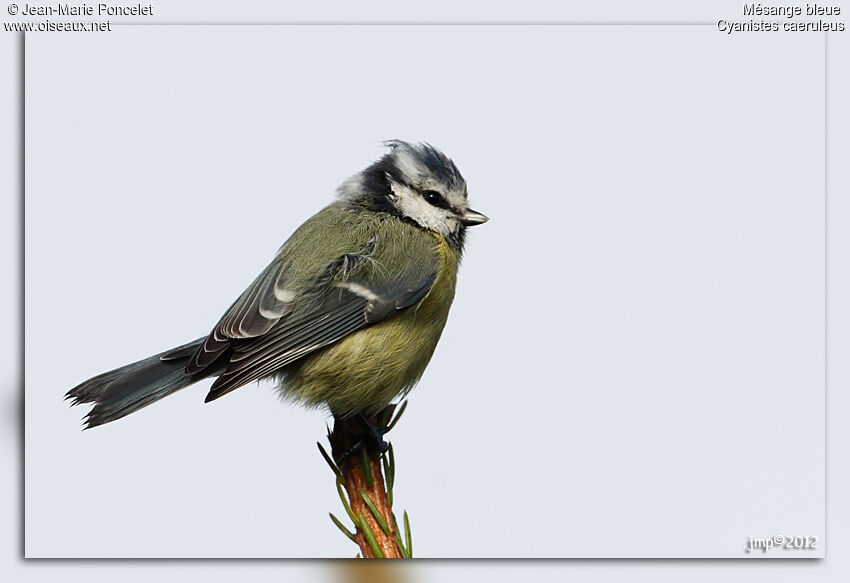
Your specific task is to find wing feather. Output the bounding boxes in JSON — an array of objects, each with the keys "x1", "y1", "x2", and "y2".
[
  {"x1": 187, "y1": 261, "x2": 294, "y2": 375},
  {"x1": 203, "y1": 270, "x2": 438, "y2": 403},
  {"x1": 188, "y1": 210, "x2": 441, "y2": 403},
  {"x1": 204, "y1": 299, "x2": 368, "y2": 401}
]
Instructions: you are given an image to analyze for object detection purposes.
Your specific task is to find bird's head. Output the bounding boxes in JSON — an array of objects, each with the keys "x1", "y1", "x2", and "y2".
[{"x1": 338, "y1": 140, "x2": 488, "y2": 251}]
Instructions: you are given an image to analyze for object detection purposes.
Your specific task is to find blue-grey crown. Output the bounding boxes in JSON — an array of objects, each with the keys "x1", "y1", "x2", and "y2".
[{"x1": 382, "y1": 140, "x2": 466, "y2": 193}]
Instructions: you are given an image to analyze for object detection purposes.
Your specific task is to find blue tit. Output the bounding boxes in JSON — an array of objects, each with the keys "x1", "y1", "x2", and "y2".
[{"x1": 66, "y1": 141, "x2": 488, "y2": 429}]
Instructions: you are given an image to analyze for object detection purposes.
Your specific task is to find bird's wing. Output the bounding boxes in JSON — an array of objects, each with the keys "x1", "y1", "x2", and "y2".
[
  {"x1": 187, "y1": 222, "x2": 440, "y2": 403},
  {"x1": 203, "y1": 269, "x2": 436, "y2": 402},
  {"x1": 183, "y1": 259, "x2": 295, "y2": 374}
]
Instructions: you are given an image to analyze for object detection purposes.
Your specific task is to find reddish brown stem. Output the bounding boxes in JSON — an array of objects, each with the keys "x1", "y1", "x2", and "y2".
[
  {"x1": 330, "y1": 407, "x2": 404, "y2": 559},
  {"x1": 339, "y1": 453, "x2": 402, "y2": 558}
]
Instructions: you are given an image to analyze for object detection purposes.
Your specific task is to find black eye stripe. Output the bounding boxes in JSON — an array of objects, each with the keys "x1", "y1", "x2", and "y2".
[{"x1": 420, "y1": 189, "x2": 451, "y2": 210}]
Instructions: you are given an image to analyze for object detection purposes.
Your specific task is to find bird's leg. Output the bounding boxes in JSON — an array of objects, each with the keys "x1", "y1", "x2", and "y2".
[
  {"x1": 332, "y1": 440, "x2": 363, "y2": 468},
  {"x1": 330, "y1": 406, "x2": 396, "y2": 467},
  {"x1": 331, "y1": 415, "x2": 388, "y2": 467},
  {"x1": 355, "y1": 413, "x2": 390, "y2": 455}
]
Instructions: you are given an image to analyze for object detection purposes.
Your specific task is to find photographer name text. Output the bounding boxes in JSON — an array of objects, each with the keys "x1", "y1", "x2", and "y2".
[{"x1": 17, "y1": 3, "x2": 152, "y2": 16}]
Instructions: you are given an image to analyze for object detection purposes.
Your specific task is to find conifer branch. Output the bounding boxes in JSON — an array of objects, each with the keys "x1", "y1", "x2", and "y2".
[{"x1": 320, "y1": 403, "x2": 412, "y2": 558}]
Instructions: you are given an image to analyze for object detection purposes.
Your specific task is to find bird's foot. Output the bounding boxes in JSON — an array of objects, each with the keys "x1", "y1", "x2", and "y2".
[
  {"x1": 330, "y1": 407, "x2": 396, "y2": 467},
  {"x1": 356, "y1": 412, "x2": 390, "y2": 454}
]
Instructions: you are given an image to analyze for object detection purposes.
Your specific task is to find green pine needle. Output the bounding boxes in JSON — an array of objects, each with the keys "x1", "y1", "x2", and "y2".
[
  {"x1": 360, "y1": 490, "x2": 391, "y2": 536},
  {"x1": 403, "y1": 510, "x2": 412, "y2": 558},
  {"x1": 357, "y1": 513, "x2": 384, "y2": 558},
  {"x1": 386, "y1": 401, "x2": 408, "y2": 432},
  {"x1": 336, "y1": 477, "x2": 357, "y2": 523},
  {"x1": 317, "y1": 442, "x2": 343, "y2": 479},
  {"x1": 360, "y1": 447, "x2": 373, "y2": 488},
  {"x1": 388, "y1": 442, "x2": 396, "y2": 486},
  {"x1": 329, "y1": 513, "x2": 357, "y2": 542},
  {"x1": 391, "y1": 513, "x2": 410, "y2": 558}
]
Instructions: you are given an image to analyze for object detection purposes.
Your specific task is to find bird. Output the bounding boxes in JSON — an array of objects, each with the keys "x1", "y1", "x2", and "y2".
[{"x1": 66, "y1": 140, "x2": 488, "y2": 434}]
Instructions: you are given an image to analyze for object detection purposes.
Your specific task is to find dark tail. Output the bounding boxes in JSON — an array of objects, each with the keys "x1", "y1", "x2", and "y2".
[{"x1": 65, "y1": 337, "x2": 208, "y2": 429}]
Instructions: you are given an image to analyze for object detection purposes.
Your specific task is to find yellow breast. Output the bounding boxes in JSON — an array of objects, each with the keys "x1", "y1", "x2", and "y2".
[{"x1": 280, "y1": 232, "x2": 462, "y2": 417}]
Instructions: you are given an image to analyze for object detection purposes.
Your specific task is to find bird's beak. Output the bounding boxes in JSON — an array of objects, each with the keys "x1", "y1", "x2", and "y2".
[{"x1": 459, "y1": 209, "x2": 489, "y2": 227}]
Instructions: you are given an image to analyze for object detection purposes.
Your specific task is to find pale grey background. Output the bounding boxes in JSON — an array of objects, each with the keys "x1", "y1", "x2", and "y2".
[
  {"x1": 4, "y1": 0, "x2": 850, "y2": 581},
  {"x1": 23, "y1": 25, "x2": 825, "y2": 558}
]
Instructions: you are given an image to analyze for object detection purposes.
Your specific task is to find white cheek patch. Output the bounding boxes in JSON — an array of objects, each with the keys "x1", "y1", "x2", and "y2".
[
  {"x1": 392, "y1": 183, "x2": 432, "y2": 220},
  {"x1": 389, "y1": 180, "x2": 458, "y2": 238}
]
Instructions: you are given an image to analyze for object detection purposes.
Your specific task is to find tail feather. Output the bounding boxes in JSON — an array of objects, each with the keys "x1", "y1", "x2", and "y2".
[{"x1": 66, "y1": 338, "x2": 207, "y2": 429}]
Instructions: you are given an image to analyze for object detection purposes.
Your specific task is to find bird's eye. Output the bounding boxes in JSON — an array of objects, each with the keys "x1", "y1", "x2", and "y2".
[{"x1": 421, "y1": 190, "x2": 449, "y2": 209}]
